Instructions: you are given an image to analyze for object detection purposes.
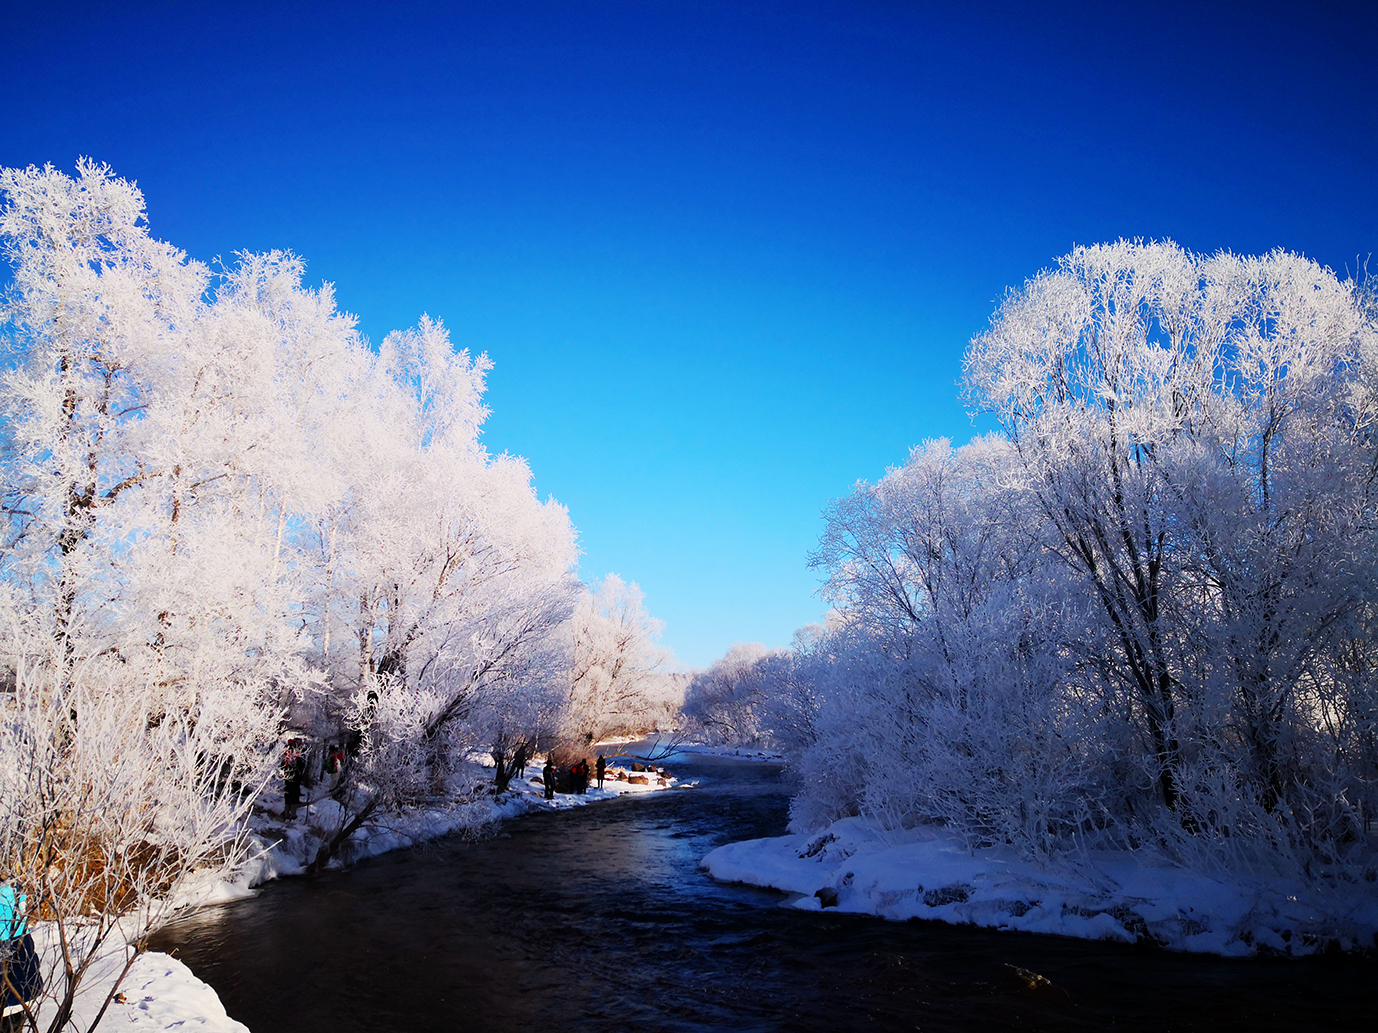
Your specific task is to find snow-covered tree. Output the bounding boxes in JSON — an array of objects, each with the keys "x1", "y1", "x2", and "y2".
[
  {"x1": 0, "y1": 160, "x2": 208, "y2": 668},
  {"x1": 964, "y1": 241, "x2": 1377, "y2": 827},
  {"x1": 0, "y1": 596, "x2": 277, "y2": 1033},
  {"x1": 0, "y1": 159, "x2": 645, "y2": 1000},
  {"x1": 681, "y1": 642, "x2": 781, "y2": 747},
  {"x1": 767, "y1": 241, "x2": 1378, "y2": 877},
  {"x1": 566, "y1": 574, "x2": 674, "y2": 744}
]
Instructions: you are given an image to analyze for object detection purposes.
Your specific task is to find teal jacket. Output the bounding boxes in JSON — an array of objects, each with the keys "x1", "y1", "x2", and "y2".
[{"x1": 0, "y1": 883, "x2": 26, "y2": 939}]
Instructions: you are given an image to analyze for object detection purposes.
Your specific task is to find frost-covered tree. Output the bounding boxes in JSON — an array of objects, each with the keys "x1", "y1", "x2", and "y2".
[
  {"x1": 804, "y1": 436, "x2": 1102, "y2": 850},
  {"x1": 766, "y1": 241, "x2": 1378, "y2": 878},
  {"x1": 0, "y1": 596, "x2": 277, "y2": 1033},
  {"x1": 964, "y1": 242, "x2": 1378, "y2": 826},
  {"x1": 0, "y1": 165, "x2": 361, "y2": 723},
  {"x1": 0, "y1": 159, "x2": 648, "y2": 1001},
  {"x1": 566, "y1": 574, "x2": 674, "y2": 744},
  {"x1": 0, "y1": 160, "x2": 208, "y2": 668},
  {"x1": 681, "y1": 643, "x2": 782, "y2": 747}
]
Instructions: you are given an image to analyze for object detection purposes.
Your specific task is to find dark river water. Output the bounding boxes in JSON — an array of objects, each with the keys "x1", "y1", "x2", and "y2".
[{"x1": 151, "y1": 753, "x2": 1376, "y2": 1032}]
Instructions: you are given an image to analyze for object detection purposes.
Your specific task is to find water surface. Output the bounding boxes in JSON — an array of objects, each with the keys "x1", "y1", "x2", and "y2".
[{"x1": 152, "y1": 754, "x2": 1376, "y2": 1031}]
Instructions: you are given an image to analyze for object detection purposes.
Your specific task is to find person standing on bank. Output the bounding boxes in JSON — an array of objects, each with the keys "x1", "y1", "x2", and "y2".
[
  {"x1": 542, "y1": 755, "x2": 555, "y2": 799},
  {"x1": 1, "y1": 881, "x2": 42, "y2": 1031},
  {"x1": 596, "y1": 754, "x2": 606, "y2": 789},
  {"x1": 282, "y1": 738, "x2": 306, "y2": 818}
]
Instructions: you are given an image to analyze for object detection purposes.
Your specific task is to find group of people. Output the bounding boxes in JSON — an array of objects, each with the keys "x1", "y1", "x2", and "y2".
[
  {"x1": 280, "y1": 737, "x2": 351, "y2": 819},
  {"x1": 541, "y1": 754, "x2": 607, "y2": 798}
]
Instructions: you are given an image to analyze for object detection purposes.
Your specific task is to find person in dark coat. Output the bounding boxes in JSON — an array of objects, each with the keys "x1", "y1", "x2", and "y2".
[
  {"x1": 542, "y1": 755, "x2": 556, "y2": 799},
  {"x1": 1, "y1": 883, "x2": 42, "y2": 1030},
  {"x1": 282, "y1": 738, "x2": 306, "y2": 818},
  {"x1": 595, "y1": 754, "x2": 606, "y2": 789}
]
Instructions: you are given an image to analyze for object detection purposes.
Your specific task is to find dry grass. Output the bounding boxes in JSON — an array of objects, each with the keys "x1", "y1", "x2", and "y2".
[{"x1": 6, "y1": 820, "x2": 182, "y2": 921}]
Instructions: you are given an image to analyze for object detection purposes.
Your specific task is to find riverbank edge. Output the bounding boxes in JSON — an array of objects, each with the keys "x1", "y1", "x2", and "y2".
[
  {"x1": 700, "y1": 815, "x2": 1378, "y2": 958},
  {"x1": 52, "y1": 752, "x2": 683, "y2": 1033},
  {"x1": 195, "y1": 750, "x2": 684, "y2": 903}
]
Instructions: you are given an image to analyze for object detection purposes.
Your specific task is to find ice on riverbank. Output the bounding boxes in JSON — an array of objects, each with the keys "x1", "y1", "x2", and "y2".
[{"x1": 701, "y1": 816, "x2": 1378, "y2": 957}]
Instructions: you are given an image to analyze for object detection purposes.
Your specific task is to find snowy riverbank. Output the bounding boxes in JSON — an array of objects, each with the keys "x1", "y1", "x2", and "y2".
[
  {"x1": 34, "y1": 753, "x2": 682, "y2": 1033},
  {"x1": 19, "y1": 932, "x2": 253, "y2": 1033},
  {"x1": 701, "y1": 815, "x2": 1378, "y2": 957},
  {"x1": 205, "y1": 752, "x2": 684, "y2": 894}
]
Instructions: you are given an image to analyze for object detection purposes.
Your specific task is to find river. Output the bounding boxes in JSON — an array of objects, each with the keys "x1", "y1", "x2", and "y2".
[{"x1": 151, "y1": 752, "x2": 1376, "y2": 1031}]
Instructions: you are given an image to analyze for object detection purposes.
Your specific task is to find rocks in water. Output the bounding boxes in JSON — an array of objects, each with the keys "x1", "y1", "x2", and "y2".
[
  {"x1": 1064, "y1": 903, "x2": 1151, "y2": 941},
  {"x1": 1004, "y1": 964, "x2": 1071, "y2": 1001},
  {"x1": 815, "y1": 887, "x2": 839, "y2": 908},
  {"x1": 922, "y1": 883, "x2": 973, "y2": 907},
  {"x1": 799, "y1": 833, "x2": 837, "y2": 859},
  {"x1": 628, "y1": 774, "x2": 650, "y2": 785},
  {"x1": 630, "y1": 762, "x2": 646, "y2": 772}
]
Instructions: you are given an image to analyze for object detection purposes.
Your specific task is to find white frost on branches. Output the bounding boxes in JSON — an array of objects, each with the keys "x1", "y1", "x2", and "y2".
[
  {"x1": 566, "y1": 574, "x2": 677, "y2": 745},
  {"x1": 0, "y1": 159, "x2": 671, "y2": 1028},
  {"x1": 696, "y1": 242, "x2": 1378, "y2": 891}
]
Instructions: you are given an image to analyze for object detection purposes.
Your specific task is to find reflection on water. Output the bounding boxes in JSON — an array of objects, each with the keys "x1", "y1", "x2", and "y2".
[{"x1": 152, "y1": 753, "x2": 1376, "y2": 1032}]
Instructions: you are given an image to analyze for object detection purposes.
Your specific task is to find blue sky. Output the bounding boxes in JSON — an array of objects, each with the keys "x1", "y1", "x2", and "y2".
[{"x1": 3, "y1": 1, "x2": 1375, "y2": 668}]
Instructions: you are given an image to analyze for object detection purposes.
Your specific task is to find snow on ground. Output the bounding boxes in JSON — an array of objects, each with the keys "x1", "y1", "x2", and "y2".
[
  {"x1": 18, "y1": 925, "x2": 252, "y2": 1031},
  {"x1": 78, "y1": 952, "x2": 250, "y2": 1033},
  {"x1": 18, "y1": 924, "x2": 249, "y2": 1033},
  {"x1": 701, "y1": 815, "x2": 1378, "y2": 957},
  {"x1": 25, "y1": 753, "x2": 681, "y2": 1033}
]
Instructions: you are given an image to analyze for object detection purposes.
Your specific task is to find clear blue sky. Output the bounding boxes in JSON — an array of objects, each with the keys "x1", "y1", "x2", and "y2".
[{"x1": 3, "y1": 1, "x2": 1375, "y2": 668}]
